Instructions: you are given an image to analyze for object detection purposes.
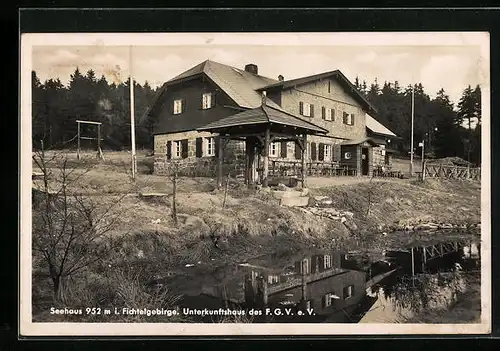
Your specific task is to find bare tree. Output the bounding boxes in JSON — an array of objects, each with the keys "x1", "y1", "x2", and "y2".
[
  {"x1": 222, "y1": 162, "x2": 239, "y2": 209},
  {"x1": 163, "y1": 159, "x2": 190, "y2": 226},
  {"x1": 366, "y1": 173, "x2": 377, "y2": 217},
  {"x1": 32, "y1": 146, "x2": 128, "y2": 302}
]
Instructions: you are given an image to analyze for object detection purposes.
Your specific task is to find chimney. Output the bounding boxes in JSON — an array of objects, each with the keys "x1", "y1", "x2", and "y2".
[
  {"x1": 278, "y1": 75, "x2": 284, "y2": 82},
  {"x1": 244, "y1": 63, "x2": 258, "y2": 75},
  {"x1": 261, "y1": 91, "x2": 267, "y2": 106}
]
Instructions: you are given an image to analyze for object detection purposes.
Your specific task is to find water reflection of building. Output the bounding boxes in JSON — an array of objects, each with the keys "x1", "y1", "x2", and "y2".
[{"x1": 241, "y1": 251, "x2": 368, "y2": 321}]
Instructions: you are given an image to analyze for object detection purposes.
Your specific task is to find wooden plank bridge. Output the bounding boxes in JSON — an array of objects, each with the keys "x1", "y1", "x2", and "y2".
[{"x1": 386, "y1": 239, "x2": 474, "y2": 276}]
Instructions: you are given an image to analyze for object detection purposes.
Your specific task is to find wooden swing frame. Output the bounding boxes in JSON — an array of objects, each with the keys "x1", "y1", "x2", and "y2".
[{"x1": 76, "y1": 120, "x2": 104, "y2": 160}]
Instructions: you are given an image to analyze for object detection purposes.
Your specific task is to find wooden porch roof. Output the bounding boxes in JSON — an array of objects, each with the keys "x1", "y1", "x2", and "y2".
[{"x1": 196, "y1": 104, "x2": 328, "y2": 135}]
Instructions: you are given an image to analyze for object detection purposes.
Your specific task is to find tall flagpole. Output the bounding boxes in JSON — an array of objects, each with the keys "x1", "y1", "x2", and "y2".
[
  {"x1": 410, "y1": 84, "x2": 415, "y2": 176},
  {"x1": 130, "y1": 46, "x2": 137, "y2": 180}
]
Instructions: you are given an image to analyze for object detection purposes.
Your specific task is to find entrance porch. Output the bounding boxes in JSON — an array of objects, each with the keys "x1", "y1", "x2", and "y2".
[{"x1": 196, "y1": 103, "x2": 328, "y2": 188}]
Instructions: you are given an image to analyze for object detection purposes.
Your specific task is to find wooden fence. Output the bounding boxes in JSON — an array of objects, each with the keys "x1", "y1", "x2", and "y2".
[{"x1": 424, "y1": 164, "x2": 481, "y2": 181}]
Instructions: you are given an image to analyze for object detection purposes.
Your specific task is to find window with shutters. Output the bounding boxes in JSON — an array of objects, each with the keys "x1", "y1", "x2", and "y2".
[
  {"x1": 324, "y1": 144, "x2": 332, "y2": 161},
  {"x1": 324, "y1": 294, "x2": 333, "y2": 307},
  {"x1": 173, "y1": 140, "x2": 182, "y2": 158},
  {"x1": 324, "y1": 255, "x2": 332, "y2": 269},
  {"x1": 326, "y1": 108, "x2": 334, "y2": 121},
  {"x1": 205, "y1": 137, "x2": 215, "y2": 156},
  {"x1": 300, "y1": 102, "x2": 312, "y2": 117},
  {"x1": 202, "y1": 92, "x2": 213, "y2": 109},
  {"x1": 269, "y1": 142, "x2": 279, "y2": 157},
  {"x1": 343, "y1": 112, "x2": 354, "y2": 125},
  {"x1": 343, "y1": 285, "x2": 354, "y2": 300},
  {"x1": 173, "y1": 99, "x2": 183, "y2": 114},
  {"x1": 301, "y1": 258, "x2": 310, "y2": 274}
]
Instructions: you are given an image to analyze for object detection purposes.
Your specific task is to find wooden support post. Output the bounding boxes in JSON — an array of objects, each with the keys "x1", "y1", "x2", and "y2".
[
  {"x1": 250, "y1": 141, "x2": 256, "y2": 187},
  {"x1": 421, "y1": 247, "x2": 426, "y2": 273},
  {"x1": 421, "y1": 159, "x2": 426, "y2": 181},
  {"x1": 244, "y1": 139, "x2": 250, "y2": 185},
  {"x1": 262, "y1": 127, "x2": 270, "y2": 188},
  {"x1": 217, "y1": 136, "x2": 224, "y2": 189},
  {"x1": 77, "y1": 121, "x2": 81, "y2": 160},
  {"x1": 97, "y1": 124, "x2": 102, "y2": 159},
  {"x1": 411, "y1": 247, "x2": 415, "y2": 277},
  {"x1": 440, "y1": 243, "x2": 444, "y2": 257},
  {"x1": 301, "y1": 260, "x2": 307, "y2": 301},
  {"x1": 301, "y1": 135, "x2": 307, "y2": 188}
]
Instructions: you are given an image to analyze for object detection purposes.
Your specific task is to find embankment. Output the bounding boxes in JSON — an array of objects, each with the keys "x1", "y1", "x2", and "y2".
[{"x1": 101, "y1": 177, "x2": 481, "y2": 268}]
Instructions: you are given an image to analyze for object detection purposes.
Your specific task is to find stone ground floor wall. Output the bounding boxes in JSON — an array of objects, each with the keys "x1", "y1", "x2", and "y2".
[
  {"x1": 153, "y1": 132, "x2": 375, "y2": 178},
  {"x1": 154, "y1": 131, "x2": 247, "y2": 177}
]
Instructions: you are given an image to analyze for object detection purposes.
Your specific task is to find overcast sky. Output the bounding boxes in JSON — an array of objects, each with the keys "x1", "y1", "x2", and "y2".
[{"x1": 31, "y1": 37, "x2": 485, "y2": 107}]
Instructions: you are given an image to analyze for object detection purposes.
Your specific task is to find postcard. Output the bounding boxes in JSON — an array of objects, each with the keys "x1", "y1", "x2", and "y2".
[{"x1": 20, "y1": 32, "x2": 491, "y2": 336}]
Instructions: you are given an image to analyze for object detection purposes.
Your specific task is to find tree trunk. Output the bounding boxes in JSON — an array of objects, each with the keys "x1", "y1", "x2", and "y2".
[{"x1": 51, "y1": 274, "x2": 67, "y2": 303}]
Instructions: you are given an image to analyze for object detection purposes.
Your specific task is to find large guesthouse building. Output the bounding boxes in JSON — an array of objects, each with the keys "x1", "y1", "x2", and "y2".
[{"x1": 146, "y1": 60, "x2": 397, "y2": 181}]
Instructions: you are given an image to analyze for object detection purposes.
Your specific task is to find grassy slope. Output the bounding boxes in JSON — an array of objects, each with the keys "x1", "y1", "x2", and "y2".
[
  {"x1": 32, "y1": 150, "x2": 481, "y2": 259},
  {"x1": 311, "y1": 178, "x2": 481, "y2": 229}
]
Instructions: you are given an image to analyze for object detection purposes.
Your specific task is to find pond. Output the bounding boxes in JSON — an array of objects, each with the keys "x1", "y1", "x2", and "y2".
[{"x1": 157, "y1": 239, "x2": 481, "y2": 323}]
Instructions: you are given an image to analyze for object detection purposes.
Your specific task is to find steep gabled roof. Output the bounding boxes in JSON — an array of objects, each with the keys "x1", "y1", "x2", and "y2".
[
  {"x1": 197, "y1": 104, "x2": 328, "y2": 134},
  {"x1": 170, "y1": 60, "x2": 279, "y2": 107},
  {"x1": 365, "y1": 113, "x2": 397, "y2": 138},
  {"x1": 146, "y1": 60, "x2": 397, "y2": 140},
  {"x1": 256, "y1": 70, "x2": 378, "y2": 114}
]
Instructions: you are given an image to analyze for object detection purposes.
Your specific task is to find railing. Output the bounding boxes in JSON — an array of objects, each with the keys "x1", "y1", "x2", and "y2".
[
  {"x1": 372, "y1": 165, "x2": 404, "y2": 178},
  {"x1": 269, "y1": 160, "x2": 357, "y2": 177},
  {"x1": 424, "y1": 164, "x2": 481, "y2": 181},
  {"x1": 266, "y1": 268, "x2": 347, "y2": 295}
]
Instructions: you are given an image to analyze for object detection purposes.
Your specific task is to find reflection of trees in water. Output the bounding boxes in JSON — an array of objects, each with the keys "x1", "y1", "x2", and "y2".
[{"x1": 382, "y1": 272, "x2": 466, "y2": 314}]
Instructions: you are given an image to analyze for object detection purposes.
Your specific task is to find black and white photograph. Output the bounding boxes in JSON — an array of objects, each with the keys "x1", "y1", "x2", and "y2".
[{"x1": 20, "y1": 32, "x2": 491, "y2": 336}]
